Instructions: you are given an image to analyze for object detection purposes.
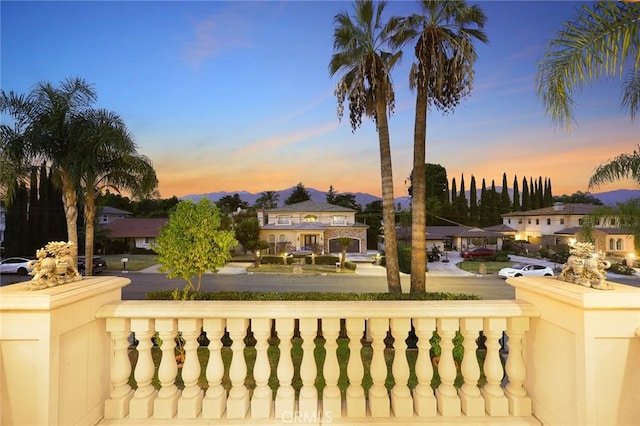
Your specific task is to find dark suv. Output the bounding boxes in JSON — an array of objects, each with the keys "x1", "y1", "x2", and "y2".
[{"x1": 78, "y1": 256, "x2": 107, "y2": 275}]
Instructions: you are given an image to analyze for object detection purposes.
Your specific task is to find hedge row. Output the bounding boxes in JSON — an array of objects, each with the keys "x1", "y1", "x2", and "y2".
[{"x1": 145, "y1": 290, "x2": 481, "y2": 301}]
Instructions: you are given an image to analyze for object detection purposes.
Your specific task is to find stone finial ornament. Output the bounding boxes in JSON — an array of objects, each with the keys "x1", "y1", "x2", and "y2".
[
  {"x1": 557, "y1": 241, "x2": 613, "y2": 290},
  {"x1": 26, "y1": 241, "x2": 82, "y2": 290}
]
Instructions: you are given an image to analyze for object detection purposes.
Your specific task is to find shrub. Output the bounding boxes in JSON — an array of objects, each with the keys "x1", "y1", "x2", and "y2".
[
  {"x1": 343, "y1": 260, "x2": 357, "y2": 271},
  {"x1": 397, "y1": 243, "x2": 411, "y2": 274},
  {"x1": 107, "y1": 240, "x2": 129, "y2": 254},
  {"x1": 260, "y1": 255, "x2": 287, "y2": 265},
  {"x1": 312, "y1": 255, "x2": 340, "y2": 265},
  {"x1": 608, "y1": 262, "x2": 636, "y2": 275}
]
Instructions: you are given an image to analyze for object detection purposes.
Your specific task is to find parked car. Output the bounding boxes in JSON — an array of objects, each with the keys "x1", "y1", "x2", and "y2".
[
  {"x1": 499, "y1": 263, "x2": 555, "y2": 279},
  {"x1": 0, "y1": 257, "x2": 34, "y2": 275},
  {"x1": 77, "y1": 256, "x2": 107, "y2": 275},
  {"x1": 461, "y1": 247, "x2": 495, "y2": 260}
]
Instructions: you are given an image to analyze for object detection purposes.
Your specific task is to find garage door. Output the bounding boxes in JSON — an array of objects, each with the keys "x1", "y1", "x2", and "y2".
[{"x1": 329, "y1": 238, "x2": 360, "y2": 253}]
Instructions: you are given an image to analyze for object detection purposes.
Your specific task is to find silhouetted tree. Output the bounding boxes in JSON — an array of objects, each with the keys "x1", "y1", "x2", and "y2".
[
  {"x1": 285, "y1": 182, "x2": 311, "y2": 205},
  {"x1": 522, "y1": 177, "x2": 531, "y2": 211},
  {"x1": 500, "y1": 173, "x2": 511, "y2": 214},
  {"x1": 469, "y1": 175, "x2": 478, "y2": 226},
  {"x1": 512, "y1": 175, "x2": 520, "y2": 211}
]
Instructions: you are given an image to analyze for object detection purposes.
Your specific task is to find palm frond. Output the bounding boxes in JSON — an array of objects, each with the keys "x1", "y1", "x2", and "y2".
[
  {"x1": 621, "y1": 69, "x2": 640, "y2": 120},
  {"x1": 588, "y1": 145, "x2": 640, "y2": 189},
  {"x1": 536, "y1": 1, "x2": 640, "y2": 129}
]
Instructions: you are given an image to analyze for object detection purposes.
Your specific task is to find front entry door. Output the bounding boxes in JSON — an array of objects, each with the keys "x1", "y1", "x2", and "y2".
[{"x1": 304, "y1": 234, "x2": 317, "y2": 249}]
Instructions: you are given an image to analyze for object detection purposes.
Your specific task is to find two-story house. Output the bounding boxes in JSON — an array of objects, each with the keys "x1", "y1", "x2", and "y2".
[
  {"x1": 501, "y1": 203, "x2": 636, "y2": 254},
  {"x1": 258, "y1": 200, "x2": 368, "y2": 254}
]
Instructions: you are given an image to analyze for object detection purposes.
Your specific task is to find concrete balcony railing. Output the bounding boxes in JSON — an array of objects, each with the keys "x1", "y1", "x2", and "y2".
[{"x1": 1, "y1": 275, "x2": 638, "y2": 425}]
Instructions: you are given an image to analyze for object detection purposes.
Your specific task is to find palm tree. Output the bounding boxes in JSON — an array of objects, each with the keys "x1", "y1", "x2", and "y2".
[
  {"x1": 393, "y1": 0, "x2": 487, "y2": 293},
  {"x1": 536, "y1": 1, "x2": 640, "y2": 129},
  {"x1": 75, "y1": 109, "x2": 158, "y2": 275},
  {"x1": 589, "y1": 145, "x2": 640, "y2": 189},
  {"x1": 329, "y1": 0, "x2": 403, "y2": 293},
  {"x1": 2, "y1": 77, "x2": 97, "y2": 261}
]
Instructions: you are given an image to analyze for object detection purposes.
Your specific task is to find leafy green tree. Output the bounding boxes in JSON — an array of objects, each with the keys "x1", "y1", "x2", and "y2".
[
  {"x1": 245, "y1": 240, "x2": 270, "y2": 268},
  {"x1": 329, "y1": 0, "x2": 402, "y2": 292},
  {"x1": 536, "y1": 1, "x2": 639, "y2": 129},
  {"x1": 284, "y1": 182, "x2": 311, "y2": 205},
  {"x1": 254, "y1": 191, "x2": 279, "y2": 210},
  {"x1": 333, "y1": 193, "x2": 360, "y2": 211},
  {"x1": 360, "y1": 200, "x2": 383, "y2": 250},
  {"x1": 154, "y1": 199, "x2": 238, "y2": 292},
  {"x1": 553, "y1": 191, "x2": 603, "y2": 205},
  {"x1": 216, "y1": 194, "x2": 249, "y2": 215},
  {"x1": 326, "y1": 185, "x2": 337, "y2": 204},
  {"x1": 235, "y1": 217, "x2": 261, "y2": 254},
  {"x1": 394, "y1": 0, "x2": 487, "y2": 292}
]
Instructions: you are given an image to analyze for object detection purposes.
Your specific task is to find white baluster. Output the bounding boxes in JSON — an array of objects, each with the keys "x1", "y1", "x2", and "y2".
[
  {"x1": 275, "y1": 318, "x2": 295, "y2": 419},
  {"x1": 129, "y1": 319, "x2": 158, "y2": 418},
  {"x1": 104, "y1": 318, "x2": 134, "y2": 419},
  {"x1": 154, "y1": 319, "x2": 180, "y2": 419},
  {"x1": 345, "y1": 318, "x2": 366, "y2": 417},
  {"x1": 322, "y1": 318, "x2": 342, "y2": 419},
  {"x1": 251, "y1": 318, "x2": 273, "y2": 419},
  {"x1": 177, "y1": 318, "x2": 203, "y2": 418},
  {"x1": 412, "y1": 318, "x2": 436, "y2": 417},
  {"x1": 435, "y1": 318, "x2": 461, "y2": 416},
  {"x1": 202, "y1": 318, "x2": 227, "y2": 419},
  {"x1": 369, "y1": 318, "x2": 390, "y2": 417},
  {"x1": 458, "y1": 318, "x2": 485, "y2": 416},
  {"x1": 226, "y1": 318, "x2": 250, "y2": 418},
  {"x1": 390, "y1": 318, "x2": 413, "y2": 417},
  {"x1": 481, "y1": 318, "x2": 509, "y2": 416},
  {"x1": 504, "y1": 317, "x2": 532, "y2": 415},
  {"x1": 298, "y1": 318, "x2": 318, "y2": 418}
]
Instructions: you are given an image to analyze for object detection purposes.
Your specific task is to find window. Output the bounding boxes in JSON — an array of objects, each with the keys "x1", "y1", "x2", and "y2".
[
  {"x1": 508, "y1": 219, "x2": 511, "y2": 224},
  {"x1": 528, "y1": 219, "x2": 531, "y2": 224},
  {"x1": 333, "y1": 215, "x2": 346, "y2": 225},
  {"x1": 616, "y1": 238, "x2": 623, "y2": 250},
  {"x1": 609, "y1": 239, "x2": 615, "y2": 250},
  {"x1": 535, "y1": 219, "x2": 539, "y2": 225},
  {"x1": 610, "y1": 218, "x2": 616, "y2": 226},
  {"x1": 303, "y1": 215, "x2": 318, "y2": 222},
  {"x1": 560, "y1": 218, "x2": 565, "y2": 225},
  {"x1": 277, "y1": 215, "x2": 291, "y2": 225},
  {"x1": 279, "y1": 234, "x2": 286, "y2": 243},
  {"x1": 518, "y1": 219, "x2": 522, "y2": 224},
  {"x1": 547, "y1": 218, "x2": 551, "y2": 225},
  {"x1": 578, "y1": 218, "x2": 583, "y2": 225}
]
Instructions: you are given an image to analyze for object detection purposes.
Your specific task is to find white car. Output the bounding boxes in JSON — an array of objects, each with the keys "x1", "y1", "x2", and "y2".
[
  {"x1": 498, "y1": 263, "x2": 555, "y2": 279},
  {"x1": 0, "y1": 257, "x2": 34, "y2": 275}
]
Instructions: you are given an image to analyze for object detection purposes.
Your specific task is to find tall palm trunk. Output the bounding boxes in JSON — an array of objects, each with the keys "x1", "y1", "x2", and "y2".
[
  {"x1": 411, "y1": 83, "x2": 428, "y2": 293},
  {"x1": 84, "y1": 185, "x2": 97, "y2": 276},
  {"x1": 375, "y1": 92, "x2": 401, "y2": 293},
  {"x1": 59, "y1": 168, "x2": 79, "y2": 262}
]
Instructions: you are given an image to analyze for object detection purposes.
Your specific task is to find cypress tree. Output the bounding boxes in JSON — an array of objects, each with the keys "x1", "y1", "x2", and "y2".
[
  {"x1": 537, "y1": 176, "x2": 544, "y2": 208},
  {"x1": 469, "y1": 175, "x2": 478, "y2": 226},
  {"x1": 522, "y1": 177, "x2": 531, "y2": 211},
  {"x1": 479, "y1": 178, "x2": 488, "y2": 227},
  {"x1": 489, "y1": 180, "x2": 500, "y2": 225},
  {"x1": 500, "y1": 173, "x2": 511, "y2": 214},
  {"x1": 457, "y1": 174, "x2": 469, "y2": 224},
  {"x1": 545, "y1": 178, "x2": 554, "y2": 206},
  {"x1": 530, "y1": 177, "x2": 539, "y2": 209},
  {"x1": 512, "y1": 175, "x2": 520, "y2": 211},
  {"x1": 5, "y1": 182, "x2": 29, "y2": 256}
]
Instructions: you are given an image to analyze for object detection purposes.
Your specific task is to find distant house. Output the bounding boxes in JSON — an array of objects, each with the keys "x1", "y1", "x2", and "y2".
[
  {"x1": 500, "y1": 203, "x2": 636, "y2": 254},
  {"x1": 421, "y1": 225, "x2": 506, "y2": 252},
  {"x1": 98, "y1": 206, "x2": 133, "y2": 224},
  {"x1": 258, "y1": 200, "x2": 368, "y2": 254},
  {"x1": 100, "y1": 217, "x2": 168, "y2": 251}
]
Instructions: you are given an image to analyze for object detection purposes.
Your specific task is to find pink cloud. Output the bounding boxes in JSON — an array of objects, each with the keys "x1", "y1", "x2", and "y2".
[{"x1": 184, "y1": 13, "x2": 252, "y2": 67}]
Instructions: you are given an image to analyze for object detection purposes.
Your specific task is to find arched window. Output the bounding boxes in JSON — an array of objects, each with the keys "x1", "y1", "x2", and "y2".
[
  {"x1": 279, "y1": 234, "x2": 286, "y2": 243},
  {"x1": 268, "y1": 235, "x2": 275, "y2": 244},
  {"x1": 303, "y1": 215, "x2": 318, "y2": 222},
  {"x1": 616, "y1": 238, "x2": 623, "y2": 250},
  {"x1": 609, "y1": 239, "x2": 615, "y2": 250}
]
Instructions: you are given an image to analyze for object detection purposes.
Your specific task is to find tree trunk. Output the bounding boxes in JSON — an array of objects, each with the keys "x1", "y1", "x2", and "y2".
[
  {"x1": 84, "y1": 186, "x2": 96, "y2": 276},
  {"x1": 59, "y1": 169, "x2": 79, "y2": 263},
  {"x1": 411, "y1": 84, "x2": 428, "y2": 293},
  {"x1": 375, "y1": 94, "x2": 401, "y2": 293}
]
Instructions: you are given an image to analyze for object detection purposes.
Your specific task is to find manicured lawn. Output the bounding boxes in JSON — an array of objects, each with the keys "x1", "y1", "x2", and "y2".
[
  {"x1": 457, "y1": 260, "x2": 512, "y2": 274},
  {"x1": 102, "y1": 254, "x2": 158, "y2": 271},
  {"x1": 247, "y1": 264, "x2": 354, "y2": 274}
]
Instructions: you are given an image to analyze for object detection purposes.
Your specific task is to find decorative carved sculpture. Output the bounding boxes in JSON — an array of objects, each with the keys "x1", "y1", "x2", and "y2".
[
  {"x1": 558, "y1": 242, "x2": 613, "y2": 290},
  {"x1": 26, "y1": 241, "x2": 82, "y2": 290}
]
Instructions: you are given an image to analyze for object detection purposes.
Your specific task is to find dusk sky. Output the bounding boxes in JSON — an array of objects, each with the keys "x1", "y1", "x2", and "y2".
[{"x1": 2, "y1": 1, "x2": 638, "y2": 200}]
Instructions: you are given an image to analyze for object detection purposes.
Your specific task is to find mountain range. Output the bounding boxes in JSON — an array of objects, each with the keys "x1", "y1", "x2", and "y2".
[{"x1": 183, "y1": 187, "x2": 640, "y2": 209}]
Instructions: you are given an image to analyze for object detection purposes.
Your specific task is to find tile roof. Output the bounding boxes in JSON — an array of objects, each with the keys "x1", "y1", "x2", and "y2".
[
  {"x1": 501, "y1": 203, "x2": 598, "y2": 217},
  {"x1": 100, "y1": 218, "x2": 168, "y2": 238},
  {"x1": 266, "y1": 200, "x2": 355, "y2": 213}
]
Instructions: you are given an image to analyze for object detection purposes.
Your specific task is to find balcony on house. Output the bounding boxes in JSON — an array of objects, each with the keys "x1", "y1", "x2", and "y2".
[{"x1": 0, "y1": 276, "x2": 638, "y2": 425}]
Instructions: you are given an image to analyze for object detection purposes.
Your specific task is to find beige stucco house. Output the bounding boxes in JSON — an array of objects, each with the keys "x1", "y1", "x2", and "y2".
[
  {"x1": 258, "y1": 200, "x2": 368, "y2": 254},
  {"x1": 501, "y1": 202, "x2": 636, "y2": 255}
]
